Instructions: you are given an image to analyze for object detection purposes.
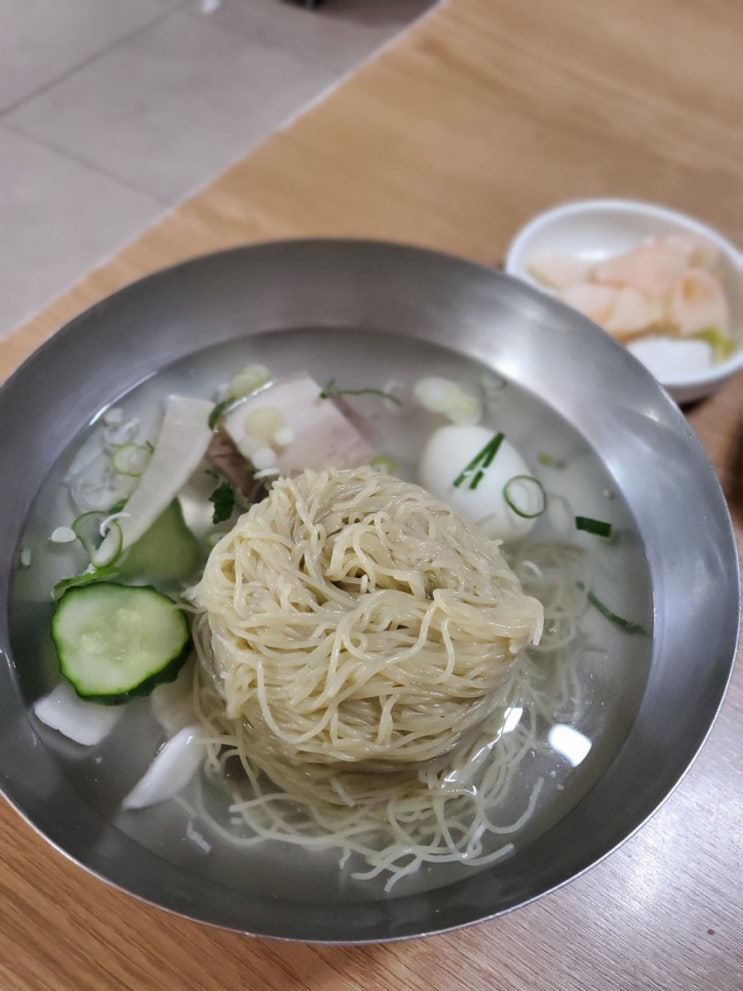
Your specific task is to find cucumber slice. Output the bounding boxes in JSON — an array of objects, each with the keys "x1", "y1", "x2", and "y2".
[
  {"x1": 116, "y1": 499, "x2": 203, "y2": 586},
  {"x1": 51, "y1": 583, "x2": 191, "y2": 704}
]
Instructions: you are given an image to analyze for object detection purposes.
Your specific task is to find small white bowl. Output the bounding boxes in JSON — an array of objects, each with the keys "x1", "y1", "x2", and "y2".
[{"x1": 505, "y1": 198, "x2": 743, "y2": 403}]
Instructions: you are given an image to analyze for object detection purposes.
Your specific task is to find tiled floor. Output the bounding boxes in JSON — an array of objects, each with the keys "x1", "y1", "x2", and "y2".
[{"x1": 0, "y1": 0, "x2": 433, "y2": 340}]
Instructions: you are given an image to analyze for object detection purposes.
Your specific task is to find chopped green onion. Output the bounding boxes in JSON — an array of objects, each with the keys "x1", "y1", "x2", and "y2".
[
  {"x1": 537, "y1": 451, "x2": 566, "y2": 469},
  {"x1": 370, "y1": 454, "x2": 396, "y2": 474},
  {"x1": 503, "y1": 475, "x2": 547, "y2": 518},
  {"x1": 208, "y1": 398, "x2": 234, "y2": 430},
  {"x1": 72, "y1": 510, "x2": 124, "y2": 569},
  {"x1": 487, "y1": 374, "x2": 507, "y2": 391},
  {"x1": 575, "y1": 516, "x2": 613, "y2": 538},
  {"x1": 71, "y1": 511, "x2": 104, "y2": 558},
  {"x1": 453, "y1": 432, "x2": 504, "y2": 490},
  {"x1": 319, "y1": 379, "x2": 402, "y2": 406},
  {"x1": 228, "y1": 363, "x2": 270, "y2": 397},
  {"x1": 112, "y1": 442, "x2": 151, "y2": 477},
  {"x1": 577, "y1": 582, "x2": 645, "y2": 634}
]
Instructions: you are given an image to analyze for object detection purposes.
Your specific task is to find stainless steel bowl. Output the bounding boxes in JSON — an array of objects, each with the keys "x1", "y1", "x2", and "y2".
[{"x1": 0, "y1": 240, "x2": 738, "y2": 942}]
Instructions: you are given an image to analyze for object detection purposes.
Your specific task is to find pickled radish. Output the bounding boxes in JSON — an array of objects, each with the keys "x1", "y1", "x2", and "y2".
[
  {"x1": 593, "y1": 243, "x2": 687, "y2": 298},
  {"x1": 527, "y1": 232, "x2": 734, "y2": 356},
  {"x1": 667, "y1": 269, "x2": 730, "y2": 337},
  {"x1": 606, "y1": 286, "x2": 663, "y2": 339},
  {"x1": 527, "y1": 251, "x2": 592, "y2": 289},
  {"x1": 659, "y1": 232, "x2": 720, "y2": 269},
  {"x1": 559, "y1": 283, "x2": 618, "y2": 326}
]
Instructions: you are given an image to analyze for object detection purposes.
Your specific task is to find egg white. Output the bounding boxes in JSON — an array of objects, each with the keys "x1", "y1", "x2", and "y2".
[{"x1": 419, "y1": 424, "x2": 539, "y2": 541}]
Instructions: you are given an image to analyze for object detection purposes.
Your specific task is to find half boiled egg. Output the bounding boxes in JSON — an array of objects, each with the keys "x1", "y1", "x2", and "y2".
[{"x1": 419, "y1": 424, "x2": 542, "y2": 542}]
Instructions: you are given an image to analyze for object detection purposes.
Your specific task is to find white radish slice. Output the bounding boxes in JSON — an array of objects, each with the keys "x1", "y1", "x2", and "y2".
[
  {"x1": 150, "y1": 660, "x2": 197, "y2": 738},
  {"x1": 97, "y1": 396, "x2": 214, "y2": 562},
  {"x1": 628, "y1": 336, "x2": 715, "y2": 379},
  {"x1": 122, "y1": 724, "x2": 205, "y2": 811},
  {"x1": 33, "y1": 681, "x2": 123, "y2": 746}
]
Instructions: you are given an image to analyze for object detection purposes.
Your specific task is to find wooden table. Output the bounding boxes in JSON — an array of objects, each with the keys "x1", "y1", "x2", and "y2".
[{"x1": 2, "y1": 1, "x2": 741, "y2": 987}]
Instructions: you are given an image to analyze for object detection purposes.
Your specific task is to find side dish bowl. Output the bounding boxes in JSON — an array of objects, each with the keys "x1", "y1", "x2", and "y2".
[
  {"x1": 505, "y1": 198, "x2": 743, "y2": 404},
  {"x1": 0, "y1": 240, "x2": 738, "y2": 942}
]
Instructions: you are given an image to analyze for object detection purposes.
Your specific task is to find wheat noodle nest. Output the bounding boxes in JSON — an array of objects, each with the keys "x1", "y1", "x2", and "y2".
[{"x1": 192, "y1": 466, "x2": 544, "y2": 773}]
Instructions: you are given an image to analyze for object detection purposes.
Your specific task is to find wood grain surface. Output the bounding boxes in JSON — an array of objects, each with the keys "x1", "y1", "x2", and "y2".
[{"x1": 1, "y1": 1, "x2": 742, "y2": 988}]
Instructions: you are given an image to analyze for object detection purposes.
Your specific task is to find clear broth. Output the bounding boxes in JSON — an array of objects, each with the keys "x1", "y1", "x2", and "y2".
[{"x1": 10, "y1": 328, "x2": 652, "y2": 903}]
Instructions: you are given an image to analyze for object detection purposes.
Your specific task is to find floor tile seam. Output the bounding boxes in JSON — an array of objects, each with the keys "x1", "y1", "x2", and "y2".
[
  {"x1": 2, "y1": 5, "x2": 346, "y2": 204},
  {"x1": 0, "y1": 119, "x2": 171, "y2": 206},
  {"x1": 179, "y1": 2, "x2": 355, "y2": 76},
  {"x1": 179, "y1": 1, "x2": 444, "y2": 76},
  {"x1": 0, "y1": 2, "x2": 189, "y2": 118},
  {"x1": 66, "y1": 4, "x2": 433, "y2": 237}
]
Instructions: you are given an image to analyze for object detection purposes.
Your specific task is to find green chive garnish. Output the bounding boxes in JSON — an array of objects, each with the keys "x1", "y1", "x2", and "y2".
[
  {"x1": 575, "y1": 516, "x2": 613, "y2": 538},
  {"x1": 319, "y1": 379, "x2": 402, "y2": 406},
  {"x1": 577, "y1": 582, "x2": 644, "y2": 634},
  {"x1": 453, "y1": 432, "x2": 504, "y2": 490}
]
